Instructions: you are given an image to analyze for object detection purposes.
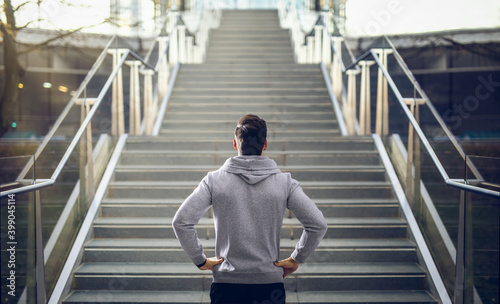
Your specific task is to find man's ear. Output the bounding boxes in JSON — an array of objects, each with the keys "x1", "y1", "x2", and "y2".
[
  {"x1": 263, "y1": 140, "x2": 268, "y2": 151},
  {"x1": 233, "y1": 139, "x2": 238, "y2": 151}
]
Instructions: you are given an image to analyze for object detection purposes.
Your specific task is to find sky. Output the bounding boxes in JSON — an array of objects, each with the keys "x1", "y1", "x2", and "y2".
[
  {"x1": 345, "y1": 0, "x2": 500, "y2": 36},
  {"x1": 7, "y1": 0, "x2": 500, "y2": 37}
]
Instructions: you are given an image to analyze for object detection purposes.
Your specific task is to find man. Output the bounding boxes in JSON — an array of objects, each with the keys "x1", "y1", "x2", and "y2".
[{"x1": 172, "y1": 114, "x2": 328, "y2": 304}]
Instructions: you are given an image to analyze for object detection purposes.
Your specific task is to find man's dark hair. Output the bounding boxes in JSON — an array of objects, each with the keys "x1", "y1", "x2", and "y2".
[{"x1": 234, "y1": 114, "x2": 267, "y2": 155}]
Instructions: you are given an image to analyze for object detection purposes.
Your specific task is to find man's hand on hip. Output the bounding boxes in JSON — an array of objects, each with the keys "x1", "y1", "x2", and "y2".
[
  {"x1": 198, "y1": 257, "x2": 224, "y2": 271},
  {"x1": 274, "y1": 257, "x2": 299, "y2": 278}
]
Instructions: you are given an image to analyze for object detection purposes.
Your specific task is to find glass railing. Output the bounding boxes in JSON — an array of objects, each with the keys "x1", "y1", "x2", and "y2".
[
  {"x1": 459, "y1": 155, "x2": 500, "y2": 304},
  {"x1": 1, "y1": 156, "x2": 39, "y2": 304},
  {"x1": 1, "y1": 7, "x2": 221, "y2": 303},
  {"x1": 277, "y1": 4, "x2": 500, "y2": 302}
]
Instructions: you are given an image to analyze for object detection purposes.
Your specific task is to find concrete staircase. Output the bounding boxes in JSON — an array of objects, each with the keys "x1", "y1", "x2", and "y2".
[{"x1": 63, "y1": 10, "x2": 438, "y2": 303}]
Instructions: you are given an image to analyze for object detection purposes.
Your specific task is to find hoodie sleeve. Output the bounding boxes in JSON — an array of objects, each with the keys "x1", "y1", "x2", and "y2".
[
  {"x1": 287, "y1": 178, "x2": 328, "y2": 263},
  {"x1": 172, "y1": 175, "x2": 212, "y2": 266}
]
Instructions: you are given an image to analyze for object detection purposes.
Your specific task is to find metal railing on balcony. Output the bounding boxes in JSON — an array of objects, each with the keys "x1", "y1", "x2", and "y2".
[
  {"x1": 0, "y1": 5, "x2": 220, "y2": 304},
  {"x1": 278, "y1": 1, "x2": 500, "y2": 303}
]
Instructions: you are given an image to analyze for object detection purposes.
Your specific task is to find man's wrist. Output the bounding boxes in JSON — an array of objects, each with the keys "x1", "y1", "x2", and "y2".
[
  {"x1": 196, "y1": 259, "x2": 207, "y2": 268},
  {"x1": 289, "y1": 256, "x2": 299, "y2": 263}
]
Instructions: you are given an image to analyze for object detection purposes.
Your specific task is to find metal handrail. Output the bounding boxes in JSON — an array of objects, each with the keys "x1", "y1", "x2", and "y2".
[
  {"x1": 10, "y1": 36, "x2": 117, "y2": 186},
  {"x1": 366, "y1": 47, "x2": 495, "y2": 198},
  {"x1": 1, "y1": 48, "x2": 142, "y2": 197},
  {"x1": 372, "y1": 49, "x2": 498, "y2": 199},
  {"x1": 0, "y1": 6, "x2": 221, "y2": 304},
  {"x1": 278, "y1": 4, "x2": 499, "y2": 303},
  {"x1": 1, "y1": 9, "x2": 208, "y2": 198},
  {"x1": 342, "y1": 36, "x2": 484, "y2": 182},
  {"x1": 301, "y1": 12, "x2": 498, "y2": 198}
]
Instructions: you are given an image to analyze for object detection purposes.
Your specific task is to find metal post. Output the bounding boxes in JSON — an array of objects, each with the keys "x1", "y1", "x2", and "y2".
[
  {"x1": 78, "y1": 102, "x2": 87, "y2": 216},
  {"x1": 359, "y1": 61, "x2": 375, "y2": 135},
  {"x1": 157, "y1": 37, "x2": 170, "y2": 101},
  {"x1": 464, "y1": 190, "x2": 474, "y2": 304},
  {"x1": 186, "y1": 36, "x2": 194, "y2": 64},
  {"x1": 413, "y1": 101, "x2": 421, "y2": 217},
  {"x1": 403, "y1": 98, "x2": 424, "y2": 214},
  {"x1": 142, "y1": 70, "x2": 155, "y2": 135},
  {"x1": 169, "y1": 29, "x2": 178, "y2": 66},
  {"x1": 346, "y1": 69, "x2": 358, "y2": 136},
  {"x1": 314, "y1": 25, "x2": 321, "y2": 63},
  {"x1": 117, "y1": 50, "x2": 125, "y2": 136},
  {"x1": 454, "y1": 190, "x2": 466, "y2": 304},
  {"x1": 76, "y1": 98, "x2": 96, "y2": 207},
  {"x1": 178, "y1": 25, "x2": 186, "y2": 63},
  {"x1": 109, "y1": 49, "x2": 118, "y2": 136},
  {"x1": 406, "y1": 100, "x2": 415, "y2": 205},
  {"x1": 322, "y1": 22, "x2": 330, "y2": 65},
  {"x1": 34, "y1": 190, "x2": 47, "y2": 304},
  {"x1": 27, "y1": 190, "x2": 36, "y2": 301},
  {"x1": 307, "y1": 36, "x2": 314, "y2": 64},
  {"x1": 125, "y1": 60, "x2": 142, "y2": 135},
  {"x1": 331, "y1": 37, "x2": 343, "y2": 103},
  {"x1": 107, "y1": 49, "x2": 127, "y2": 136},
  {"x1": 85, "y1": 100, "x2": 94, "y2": 201},
  {"x1": 373, "y1": 49, "x2": 393, "y2": 136}
]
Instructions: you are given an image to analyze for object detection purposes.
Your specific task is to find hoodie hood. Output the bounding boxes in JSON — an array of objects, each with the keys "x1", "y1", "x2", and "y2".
[{"x1": 221, "y1": 156, "x2": 281, "y2": 185}]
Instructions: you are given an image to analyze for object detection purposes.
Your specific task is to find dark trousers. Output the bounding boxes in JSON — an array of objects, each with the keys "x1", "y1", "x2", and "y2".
[{"x1": 210, "y1": 282, "x2": 286, "y2": 304}]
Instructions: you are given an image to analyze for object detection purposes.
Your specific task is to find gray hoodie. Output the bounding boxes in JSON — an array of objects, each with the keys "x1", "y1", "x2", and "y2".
[{"x1": 172, "y1": 155, "x2": 328, "y2": 284}]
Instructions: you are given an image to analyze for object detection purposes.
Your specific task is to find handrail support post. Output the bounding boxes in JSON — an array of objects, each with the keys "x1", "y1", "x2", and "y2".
[
  {"x1": 359, "y1": 60, "x2": 375, "y2": 135},
  {"x1": 346, "y1": 69, "x2": 359, "y2": 136},
  {"x1": 142, "y1": 69, "x2": 155, "y2": 135},
  {"x1": 404, "y1": 98, "x2": 425, "y2": 217},
  {"x1": 125, "y1": 60, "x2": 142, "y2": 135},
  {"x1": 108, "y1": 48, "x2": 128, "y2": 136},
  {"x1": 157, "y1": 36, "x2": 170, "y2": 102},
  {"x1": 331, "y1": 36, "x2": 343, "y2": 103},
  {"x1": 373, "y1": 48, "x2": 393, "y2": 137}
]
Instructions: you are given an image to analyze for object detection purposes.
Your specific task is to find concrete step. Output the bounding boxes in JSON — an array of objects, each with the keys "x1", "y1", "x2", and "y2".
[
  {"x1": 105, "y1": 180, "x2": 394, "y2": 199},
  {"x1": 165, "y1": 103, "x2": 332, "y2": 113},
  {"x1": 179, "y1": 63, "x2": 318, "y2": 71},
  {"x1": 210, "y1": 32, "x2": 290, "y2": 39},
  {"x1": 92, "y1": 216, "x2": 405, "y2": 239},
  {"x1": 174, "y1": 82, "x2": 325, "y2": 89},
  {"x1": 175, "y1": 75, "x2": 324, "y2": 82},
  {"x1": 294, "y1": 263, "x2": 427, "y2": 291},
  {"x1": 100, "y1": 197, "x2": 398, "y2": 218},
  {"x1": 206, "y1": 58, "x2": 295, "y2": 64},
  {"x1": 124, "y1": 138, "x2": 376, "y2": 151},
  {"x1": 161, "y1": 120, "x2": 338, "y2": 130},
  {"x1": 208, "y1": 42, "x2": 292, "y2": 49},
  {"x1": 113, "y1": 166, "x2": 386, "y2": 182},
  {"x1": 163, "y1": 111, "x2": 334, "y2": 121},
  {"x1": 83, "y1": 238, "x2": 415, "y2": 263},
  {"x1": 64, "y1": 289, "x2": 436, "y2": 304},
  {"x1": 206, "y1": 54, "x2": 295, "y2": 61},
  {"x1": 211, "y1": 28, "x2": 287, "y2": 33},
  {"x1": 170, "y1": 89, "x2": 329, "y2": 97},
  {"x1": 177, "y1": 69, "x2": 320, "y2": 77},
  {"x1": 207, "y1": 45, "x2": 293, "y2": 51},
  {"x1": 63, "y1": 290, "x2": 210, "y2": 304},
  {"x1": 157, "y1": 129, "x2": 341, "y2": 139},
  {"x1": 294, "y1": 290, "x2": 437, "y2": 303},
  {"x1": 116, "y1": 164, "x2": 381, "y2": 180},
  {"x1": 72, "y1": 262, "x2": 423, "y2": 291},
  {"x1": 118, "y1": 151, "x2": 379, "y2": 166}
]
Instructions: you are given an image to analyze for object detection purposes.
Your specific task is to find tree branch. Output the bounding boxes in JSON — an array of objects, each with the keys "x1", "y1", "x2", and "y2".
[
  {"x1": 14, "y1": 0, "x2": 36, "y2": 12},
  {"x1": 17, "y1": 26, "x2": 84, "y2": 55},
  {"x1": 15, "y1": 18, "x2": 44, "y2": 30}
]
